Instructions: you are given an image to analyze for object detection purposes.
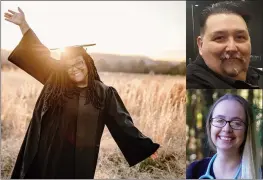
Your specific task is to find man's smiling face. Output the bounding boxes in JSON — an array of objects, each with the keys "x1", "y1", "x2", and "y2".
[{"x1": 197, "y1": 13, "x2": 251, "y2": 81}]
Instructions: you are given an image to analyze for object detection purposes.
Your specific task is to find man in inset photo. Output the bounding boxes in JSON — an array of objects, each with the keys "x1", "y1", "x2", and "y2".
[{"x1": 186, "y1": 1, "x2": 263, "y2": 89}]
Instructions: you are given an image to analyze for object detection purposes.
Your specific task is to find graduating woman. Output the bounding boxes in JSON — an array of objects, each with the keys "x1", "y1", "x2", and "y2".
[
  {"x1": 4, "y1": 8, "x2": 160, "y2": 179},
  {"x1": 186, "y1": 94, "x2": 262, "y2": 179}
]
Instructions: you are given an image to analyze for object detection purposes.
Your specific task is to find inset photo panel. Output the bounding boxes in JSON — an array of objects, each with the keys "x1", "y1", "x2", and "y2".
[
  {"x1": 186, "y1": 89, "x2": 263, "y2": 179},
  {"x1": 186, "y1": 0, "x2": 263, "y2": 89}
]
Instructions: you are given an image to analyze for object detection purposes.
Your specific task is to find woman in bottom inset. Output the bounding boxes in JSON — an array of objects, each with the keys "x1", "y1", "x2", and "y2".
[{"x1": 187, "y1": 94, "x2": 262, "y2": 179}]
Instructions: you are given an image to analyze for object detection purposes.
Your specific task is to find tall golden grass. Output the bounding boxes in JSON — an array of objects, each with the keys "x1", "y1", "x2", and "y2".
[{"x1": 1, "y1": 69, "x2": 186, "y2": 179}]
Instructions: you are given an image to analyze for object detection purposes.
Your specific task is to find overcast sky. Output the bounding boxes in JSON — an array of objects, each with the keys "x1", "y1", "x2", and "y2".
[{"x1": 1, "y1": 1, "x2": 186, "y2": 61}]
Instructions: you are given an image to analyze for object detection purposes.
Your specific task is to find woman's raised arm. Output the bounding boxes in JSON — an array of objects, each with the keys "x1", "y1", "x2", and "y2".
[
  {"x1": 4, "y1": 7, "x2": 29, "y2": 35},
  {"x1": 4, "y1": 7, "x2": 60, "y2": 84}
]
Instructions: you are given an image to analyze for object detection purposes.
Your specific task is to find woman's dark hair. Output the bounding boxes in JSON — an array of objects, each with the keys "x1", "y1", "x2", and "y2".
[
  {"x1": 43, "y1": 47, "x2": 103, "y2": 113},
  {"x1": 200, "y1": 1, "x2": 251, "y2": 35},
  {"x1": 205, "y1": 94, "x2": 253, "y2": 154},
  {"x1": 40, "y1": 47, "x2": 104, "y2": 169}
]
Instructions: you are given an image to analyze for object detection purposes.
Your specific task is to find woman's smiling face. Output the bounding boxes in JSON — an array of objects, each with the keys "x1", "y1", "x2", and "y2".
[
  {"x1": 65, "y1": 55, "x2": 88, "y2": 85},
  {"x1": 210, "y1": 99, "x2": 246, "y2": 153}
]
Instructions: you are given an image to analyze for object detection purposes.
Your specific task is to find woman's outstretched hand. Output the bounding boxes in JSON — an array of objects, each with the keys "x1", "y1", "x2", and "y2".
[
  {"x1": 150, "y1": 150, "x2": 158, "y2": 160},
  {"x1": 4, "y1": 7, "x2": 30, "y2": 35},
  {"x1": 4, "y1": 7, "x2": 25, "y2": 26}
]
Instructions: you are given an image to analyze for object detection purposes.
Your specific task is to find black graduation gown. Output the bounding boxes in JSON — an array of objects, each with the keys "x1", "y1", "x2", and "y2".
[
  {"x1": 8, "y1": 29, "x2": 160, "y2": 179},
  {"x1": 186, "y1": 55, "x2": 262, "y2": 89}
]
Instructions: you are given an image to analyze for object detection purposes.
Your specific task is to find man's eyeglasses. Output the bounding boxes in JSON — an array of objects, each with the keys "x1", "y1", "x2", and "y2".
[
  {"x1": 66, "y1": 61, "x2": 85, "y2": 73},
  {"x1": 210, "y1": 117, "x2": 247, "y2": 130}
]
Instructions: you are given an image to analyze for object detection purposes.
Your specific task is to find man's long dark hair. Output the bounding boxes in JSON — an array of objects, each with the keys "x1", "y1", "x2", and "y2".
[{"x1": 43, "y1": 47, "x2": 103, "y2": 114}]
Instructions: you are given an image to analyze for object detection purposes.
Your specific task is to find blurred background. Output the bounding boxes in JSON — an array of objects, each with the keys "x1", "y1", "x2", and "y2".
[
  {"x1": 1, "y1": 1, "x2": 186, "y2": 75},
  {"x1": 186, "y1": 89, "x2": 263, "y2": 167}
]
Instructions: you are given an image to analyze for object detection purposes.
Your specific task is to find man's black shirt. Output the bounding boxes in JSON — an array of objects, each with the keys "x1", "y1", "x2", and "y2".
[{"x1": 187, "y1": 56, "x2": 262, "y2": 89}]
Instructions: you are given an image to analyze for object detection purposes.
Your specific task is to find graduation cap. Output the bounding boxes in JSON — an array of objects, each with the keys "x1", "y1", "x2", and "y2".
[
  {"x1": 50, "y1": 43, "x2": 96, "y2": 60},
  {"x1": 50, "y1": 43, "x2": 96, "y2": 51}
]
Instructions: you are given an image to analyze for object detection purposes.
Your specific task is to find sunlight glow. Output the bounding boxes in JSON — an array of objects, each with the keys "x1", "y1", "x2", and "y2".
[
  {"x1": 59, "y1": 47, "x2": 65, "y2": 53},
  {"x1": 1, "y1": 1, "x2": 186, "y2": 61}
]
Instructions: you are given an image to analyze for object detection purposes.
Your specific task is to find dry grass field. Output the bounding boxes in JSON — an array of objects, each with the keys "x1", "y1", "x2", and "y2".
[{"x1": 1, "y1": 69, "x2": 186, "y2": 179}]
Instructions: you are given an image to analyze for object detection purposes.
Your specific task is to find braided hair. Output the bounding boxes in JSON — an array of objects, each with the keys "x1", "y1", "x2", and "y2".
[
  {"x1": 38, "y1": 47, "x2": 106, "y2": 172},
  {"x1": 43, "y1": 47, "x2": 103, "y2": 114}
]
